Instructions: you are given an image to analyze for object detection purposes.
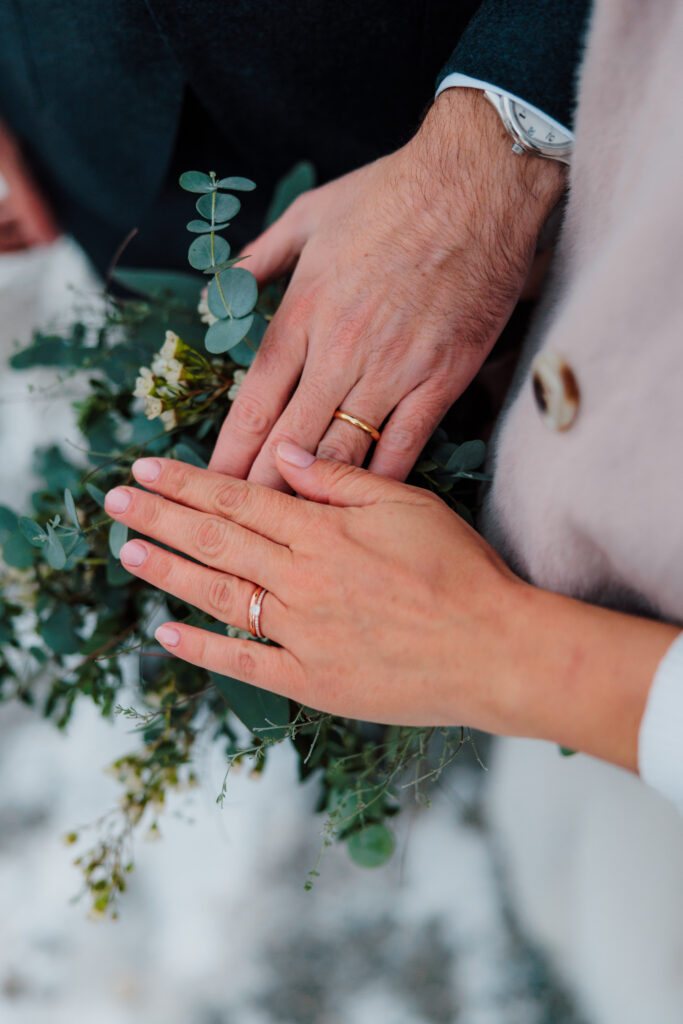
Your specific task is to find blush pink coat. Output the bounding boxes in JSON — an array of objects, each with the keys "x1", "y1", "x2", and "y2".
[{"x1": 484, "y1": 0, "x2": 683, "y2": 624}]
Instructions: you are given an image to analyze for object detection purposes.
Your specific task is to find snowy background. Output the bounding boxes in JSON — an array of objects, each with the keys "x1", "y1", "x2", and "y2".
[{"x1": 1, "y1": 239, "x2": 682, "y2": 1024}]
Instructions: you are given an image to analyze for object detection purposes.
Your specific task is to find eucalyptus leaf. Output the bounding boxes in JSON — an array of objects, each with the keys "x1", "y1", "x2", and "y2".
[
  {"x1": 19, "y1": 517, "x2": 47, "y2": 547},
  {"x1": 109, "y1": 521, "x2": 128, "y2": 558},
  {"x1": 195, "y1": 192, "x2": 241, "y2": 222},
  {"x1": 186, "y1": 219, "x2": 213, "y2": 233},
  {"x1": 64, "y1": 488, "x2": 79, "y2": 527},
  {"x1": 207, "y1": 267, "x2": 258, "y2": 320},
  {"x1": 216, "y1": 176, "x2": 256, "y2": 191},
  {"x1": 187, "y1": 220, "x2": 231, "y2": 234},
  {"x1": 212, "y1": 672, "x2": 290, "y2": 741},
  {"x1": 107, "y1": 556, "x2": 131, "y2": 586},
  {"x1": 172, "y1": 443, "x2": 207, "y2": 468},
  {"x1": 229, "y1": 338, "x2": 257, "y2": 367},
  {"x1": 265, "y1": 161, "x2": 316, "y2": 226},
  {"x1": 178, "y1": 170, "x2": 214, "y2": 193},
  {"x1": 445, "y1": 440, "x2": 487, "y2": 473},
  {"x1": 85, "y1": 483, "x2": 106, "y2": 508},
  {"x1": 45, "y1": 527, "x2": 67, "y2": 570},
  {"x1": 204, "y1": 315, "x2": 254, "y2": 353},
  {"x1": 39, "y1": 605, "x2": 81, "y2": 655},
  {"x1": 112, "y1": 269, "x2": 203, "y2": 310},
  {"x1": 187, "y1": 234, "x2": 230, "y2": 271},
  {"x1": 1, "y1": 531, "x2": 36, "y2": 569},
  {"x1": 346, "y1": 823, "x2": 395, "y2": 868}
]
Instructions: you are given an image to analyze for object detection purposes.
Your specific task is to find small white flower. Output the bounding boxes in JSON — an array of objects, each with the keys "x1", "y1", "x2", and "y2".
[
  {"x1": 161, "y1": 331, "x2": 181, "y2": 360},
  {"x1": 151, "y1": 355, "x2": 168, "y2": 376},
  {"x1": 133, "y1": 372, "x2": 154, "y2": 398},
  {"x1": 165, "y1": 358, "x2": 184, "y2": 385},
  {"x1": 144, "y1": 396, "x2": 164, "y2": 420},
  {"x1": 160, "y1": 409, "x2": 178, "y2": 431},
  {"x1": 198, "y1": 285, "x2": 218, "y2": 326},
  {"x1": 227, "y1": 624, "x2": 253, "y2": 640},
  {"x1": 228, "y1": 369, "x2": 247, "y2": 401}
]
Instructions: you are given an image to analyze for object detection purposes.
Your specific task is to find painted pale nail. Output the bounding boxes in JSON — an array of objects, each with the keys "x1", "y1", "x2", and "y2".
[
  {"x1": 277, "y1": 442, "x2": 316, "y2": 468},
  {"x1": 133, "y1": 458, "x2": 162, "y2": 483},
  {"x1": 119, "y1": 540, "x2": 147, "y2": 567},
  {"x1": 156, "y1": 625, "x2": 180, "y2": 647},
  {"x1": 105, "y1": 487, "x2": 131, "y2": 514}
]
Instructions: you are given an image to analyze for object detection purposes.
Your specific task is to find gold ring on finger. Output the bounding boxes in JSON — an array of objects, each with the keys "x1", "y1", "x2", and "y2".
[
  {"x1": 248, "y1": 585, "x2": 267, "y2": 639},
  {"x1": 333, "y1": 409, "x2": 381, "y2": 442}
]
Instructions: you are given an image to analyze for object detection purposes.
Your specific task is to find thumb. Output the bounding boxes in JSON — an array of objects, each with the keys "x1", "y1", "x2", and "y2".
[
  {"x1": 239, "y1": 204, "x2": 310, "y2": 285},
  {"x1": 276, "y1": 442, "x2": 408, "y2": 508}
]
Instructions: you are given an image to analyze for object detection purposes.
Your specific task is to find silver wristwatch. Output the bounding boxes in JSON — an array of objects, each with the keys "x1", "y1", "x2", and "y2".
[{"x1": 483, "y1": 90, "x2": 573, "y2": 165}]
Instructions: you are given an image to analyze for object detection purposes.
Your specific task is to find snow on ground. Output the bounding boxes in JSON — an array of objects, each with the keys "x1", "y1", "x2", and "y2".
[{"x1": 0, "y1": 240, "x2": 585, "y2": 1023}]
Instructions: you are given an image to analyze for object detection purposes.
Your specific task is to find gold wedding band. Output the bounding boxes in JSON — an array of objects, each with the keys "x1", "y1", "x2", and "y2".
[
  {"x1": 333, "y1": 409, "x2": 381, "y2": 442},
  {"x1": 248, "y1": 585, "x2": 267, "y2": 639}
]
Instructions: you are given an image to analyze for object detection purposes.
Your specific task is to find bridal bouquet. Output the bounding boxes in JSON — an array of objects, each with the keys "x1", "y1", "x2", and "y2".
[{"x1": 0, "y1": 166, "x2": 488, "y2": 916}]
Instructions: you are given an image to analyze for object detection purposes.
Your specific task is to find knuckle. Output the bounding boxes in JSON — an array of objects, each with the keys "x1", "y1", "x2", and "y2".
[
  {"x1": 166, "y1": 464, "x2": 193, "y2": 499},
  {"x1": 317, "y1": 440, "x2": 356, "y2": 463},
  {"x1": 235, "y1": 645, "x2": 257, "y2": 678},
  {"x1": 214, "y1": 479, "x2": 250, "y2": 518},
  {"x1": 230, "y1": 392, "x2": 271, "y2": 437},
  {"x1": 141, "y1": 494, "x2": 163, "y2": 530},
  {"x1": 207, "y1": 575, "x2": 234, "y2": 619},
  {"x1": 194, "y1": 516, "x2": 228, "y2": 558}
]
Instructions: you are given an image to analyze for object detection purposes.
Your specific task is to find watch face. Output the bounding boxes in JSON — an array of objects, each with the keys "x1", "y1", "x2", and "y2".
[{"x1": 510, "y1": 100, "x2": 572, "y2": 153}]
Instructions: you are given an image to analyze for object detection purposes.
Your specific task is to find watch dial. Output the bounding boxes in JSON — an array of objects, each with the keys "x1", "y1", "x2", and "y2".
[{"x1": 511, "y1": 101, "x2": 572, "y2": 150}]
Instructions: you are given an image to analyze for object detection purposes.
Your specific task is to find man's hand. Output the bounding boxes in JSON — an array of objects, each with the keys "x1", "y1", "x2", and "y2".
[
  {"x1": 0, "y1": 120, "x2": 58, "y2": 253},
  {"x1": 210, "y1": 88, "x2": 566, "y2": 488}
]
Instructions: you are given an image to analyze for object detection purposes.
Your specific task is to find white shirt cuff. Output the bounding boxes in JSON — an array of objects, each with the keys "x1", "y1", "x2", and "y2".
[
  {"x1": 639, "y1": 631, "x2": 683, "y2": 813},
  {"x1": 435, "y1": 72, "x2": 573, "y2": 140}
]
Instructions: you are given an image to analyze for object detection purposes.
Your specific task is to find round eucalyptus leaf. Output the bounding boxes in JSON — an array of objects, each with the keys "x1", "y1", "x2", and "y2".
[
  {"x1": 19, "y1": 517, "x2": 47, "y2": 547},
  {"x1": 346, "y1": 824, "x2": 395, "y2": 868},
  {"x1": 109, "y1": 520, "x2": 128, "y2": 559},
  {"x1": 45, "y1": 528, "x2": 67, "y2": 570},
  {"x1": 196, "y1": 192, "x2": 241, "y2": 222},
  {"x1": 204, "y1": 315, "x2": 255, "y2": 353},
  {"x1": 207, "y1": 267, "x2": 258, "y2": 320},
  {"x1": 186, "y1": 219, "x2": 213, "y2": 234},
  {"x1": 188, "y1": 234, "x2": 230, "y2": 271},
  {"x1": 64, "y1": 488, "x2": 79, "y2": 527},
  {"x1": 216, "y1": 176, "x2": 256, "y2": 192},
  {"x1": 1, "y1": 532, "x2": 35, "y2": 569},
  {"x1": 39, "y1": 605, "x2": 81, "y2": 655},
  {"x1": 179, "y1": 171, "x2": 214, "y2": 193},
  {"x1": 229, "y1": 339, "x2": 257, "y2": 367}
]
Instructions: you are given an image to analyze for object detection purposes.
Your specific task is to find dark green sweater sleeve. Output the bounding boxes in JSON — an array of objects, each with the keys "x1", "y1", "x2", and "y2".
[{"x1": 437, "y1": 0, "x2": 591, "y2": 128}]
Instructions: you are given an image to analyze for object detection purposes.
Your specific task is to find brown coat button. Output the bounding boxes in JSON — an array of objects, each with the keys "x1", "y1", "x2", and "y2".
[{"x1": 531, "y1": 351, "x2": 580, "y2": 431}]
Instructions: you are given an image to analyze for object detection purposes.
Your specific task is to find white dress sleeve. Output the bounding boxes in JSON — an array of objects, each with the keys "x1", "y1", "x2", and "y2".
[{"x1": 638, "y1": 631, "x2": 683, "y2": 813}]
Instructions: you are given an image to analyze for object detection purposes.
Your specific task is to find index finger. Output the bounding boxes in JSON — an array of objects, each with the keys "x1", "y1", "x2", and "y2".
[{"x1": 131, "y1": 457, "x2": 312, "y2": 545}]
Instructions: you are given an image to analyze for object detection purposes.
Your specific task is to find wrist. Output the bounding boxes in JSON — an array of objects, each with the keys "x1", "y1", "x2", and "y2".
[
  {"x1": 405, "y1": 87, "x2": 567, "y2": 239},
  {"x1": 505, "y1": 583, "x2": 678, "y2": 771}
]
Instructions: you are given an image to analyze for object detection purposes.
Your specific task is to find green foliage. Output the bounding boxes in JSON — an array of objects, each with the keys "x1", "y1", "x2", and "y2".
[
  {"x1": 265, "y1": 160, "x2": 316, "y2": 226},
  {"x1": 347, "y1": 823, "x2": 395, "y2": 868},
  {"x1": 213, "y1": 673, "x2": 291, "y2": 742},
  {"x1": 1, "y1": 166, "x2": 486, "y2": 917}
]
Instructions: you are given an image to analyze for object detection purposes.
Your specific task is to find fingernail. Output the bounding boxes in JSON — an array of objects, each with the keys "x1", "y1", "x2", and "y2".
[
  {"x1": 156, "y1": 625, "x2": 180, "y2": 647},
  {"x1": 105, "y1": 487, "x2": 131, "y2": 514},
  {"x1": 277, "y1": 442, "x2": 316, "y2": 468},
  {"x1": 133, "y1": 458, "x2": 162, "y2": 483},
  {"x1": 120, "y1": 540, "x2": 147, "y2": 567}
]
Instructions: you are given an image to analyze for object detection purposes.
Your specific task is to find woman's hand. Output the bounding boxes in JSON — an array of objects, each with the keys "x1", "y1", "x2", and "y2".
[
  {"x1": 105, "y1": 445, "x2": 525, "y2": 731},
  {"x1": 209, "y1": 89, "x2": 565, "y2": 489},
  {"x1": 105, "y1": 448, "x2": 677, "y2": 770}
]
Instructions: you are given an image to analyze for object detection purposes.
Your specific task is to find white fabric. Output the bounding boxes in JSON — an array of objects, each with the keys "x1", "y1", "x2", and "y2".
[
  {"x1": 436, "y1": 71, "x2": 573, "y2": 137},
  {"x1": 639, "y1": 631, "x2": 683, "y2": 813}
]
